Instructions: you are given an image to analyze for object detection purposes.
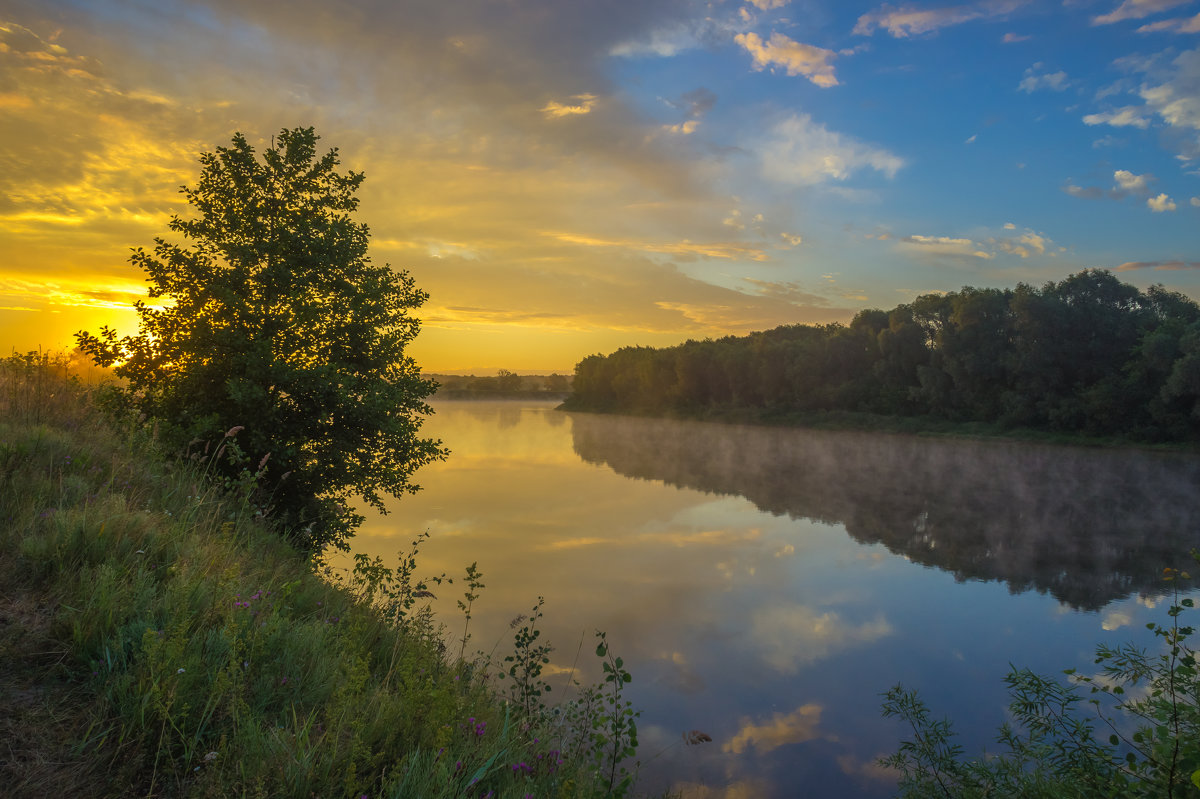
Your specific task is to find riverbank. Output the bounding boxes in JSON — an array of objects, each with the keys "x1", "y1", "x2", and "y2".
[{"x1": 0, "y1": 354, "x2": 641, "y2": 798}]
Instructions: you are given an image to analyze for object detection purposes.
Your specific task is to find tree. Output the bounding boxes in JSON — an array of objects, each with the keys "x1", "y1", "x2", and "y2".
[{"x1": 77, "y1": 127, "x2": 447, "y2": 553}]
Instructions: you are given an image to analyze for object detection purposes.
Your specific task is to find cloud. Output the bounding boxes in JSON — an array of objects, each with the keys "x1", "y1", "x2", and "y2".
[
  {"x1": 748, "y1": 0, "x2": 790, "y2": 9},
  {"x1": 1137, "y1": 12, "x2": 1200, "y2": 32},
  {"x1": 1101, "y1": 609, "x2": 1133, "y2": 630},
  {"x1": 1147, "y1": 192, "x2": 1178, "y2": 210},
  {"x1": 748, "y1": 603, "x2": 892, "y2": 673},
  {"x1": 1063, "y1": 170, "x2": 1156, "y2": 201},
  {"x1": 1018, "y1": 63, "x2": 1069, "y2": 92},
  {"x1": 1002, "y1": 31, "x2": 1031, "y2": 42},
  {"x1": 662, "y1": 120, "x2": 700, "y2": 134},
  {"x1": 990, "y1": 228, "x2": 1049, "y2": 258},
  {"x1": 665, "y1": 87, "x2": 717, "y2": 118},
  {"x1": 1114, "y1": 259, "x2": 1200, "y2": 270},
  {"x1": 1136, "y1": 49, "x2": 1200, "y2": 154},
  {"x1": 541, "y1": 93, "x2": 599, "y2": 118},
  {"x1": 1064, "y1": 183, "x2": 1108, "y2": 199},
  {"x1": 1092, "y1": 0, "x2": 1193, "y2": 25},
  {"x1": 742, "y1": 278, "x2": 829, "y2": 306},
  {"x1": 734, "y1": 32, "x2": 839, "y2": 87},
  {"x1": 724, "y1": 704, "x2": 827, "y2": 754},
  {"x1": 1114, "y1": 169, "x2": 1152, "y2": 192},
  {"x1": 1192, "y1": 196, "x2": 1200, "y2": 205},
  {"x1": 545, "y1": 230, "x2": 771, "y2": 261},
  {"x1": 853, "y1": 0, "x2": 1030, "y2": 38},
  {"x1": 780, "y1": 232, "x2": 804, "y2": 246},
  {"x1": 1082, "y1": 106, "x2": 1152, "y2": 128},
  {"x1": 759, "y1": 113, "x2": 904, "y2": 185},
  {"x1": 900, "y1": 234, "x2": 993, "y2": 259}
]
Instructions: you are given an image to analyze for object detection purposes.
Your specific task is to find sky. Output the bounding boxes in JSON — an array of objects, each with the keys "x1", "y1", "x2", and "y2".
[{"x1": 2, "y1": 0, "x2": 1199, "y2": 373}]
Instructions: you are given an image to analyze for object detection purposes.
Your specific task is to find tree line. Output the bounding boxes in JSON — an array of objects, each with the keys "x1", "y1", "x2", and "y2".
[
  {"x1": 432, "y1": 370, "x2": 570, "y2": 398},
  {"x1": 563, "y1": 269, "x2": 1200, "y2": 442}
]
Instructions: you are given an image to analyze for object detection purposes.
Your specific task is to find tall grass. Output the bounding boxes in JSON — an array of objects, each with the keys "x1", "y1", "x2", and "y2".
[{"x1": 0, "y1": 352, "x2": 644, "y2": 798}]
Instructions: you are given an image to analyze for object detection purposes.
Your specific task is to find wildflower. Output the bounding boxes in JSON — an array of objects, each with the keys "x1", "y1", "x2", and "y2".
[
  {"x1": 225, "y1": 425, "x2": 244, "y2": 437},
  {"x1": 258, "y1": 452, "x2": 271, "y2": 470},
  {"x1": 176, "y1": 668, "x2": 185, "y2": 674}
]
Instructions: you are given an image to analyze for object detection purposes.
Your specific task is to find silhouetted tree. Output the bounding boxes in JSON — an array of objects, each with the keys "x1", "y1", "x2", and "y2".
[{"x1": 77, "y1": 127, "x2": 446, "y2": 552}]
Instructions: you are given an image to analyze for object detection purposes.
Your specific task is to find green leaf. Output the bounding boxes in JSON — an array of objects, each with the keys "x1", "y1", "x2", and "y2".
[{"x1": 1109, "y1": 734, "x2": 1119, "y2": 746}]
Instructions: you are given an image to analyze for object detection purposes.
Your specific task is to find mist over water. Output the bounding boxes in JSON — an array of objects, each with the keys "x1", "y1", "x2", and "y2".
[
  {"x1": 571, "y1": 413, "x2": 1200, "y2": 610},
  {"x1": 352, "y1": 401, "x2": 1200, "y2": 799}
]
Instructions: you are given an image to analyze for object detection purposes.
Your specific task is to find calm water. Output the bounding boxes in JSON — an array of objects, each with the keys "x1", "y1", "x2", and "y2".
[{"x1": 348, "y1": 400, "x2": 1200, "y2": 798}]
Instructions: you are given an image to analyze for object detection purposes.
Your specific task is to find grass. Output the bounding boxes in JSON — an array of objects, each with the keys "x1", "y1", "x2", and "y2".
[{"x1": 0, "y1": 352, "x2": 645, "y2": 798}]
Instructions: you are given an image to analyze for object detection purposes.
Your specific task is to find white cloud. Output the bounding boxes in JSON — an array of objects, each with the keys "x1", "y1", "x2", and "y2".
[
  {"x1": 760, "y1": 113, "x2": 904, "y2": 185},
  {"x1": 1003, "y1": 31, "x2": 1032, "y2": 42},
  {"x1": 1093, "y1": 0, "x2": 1192, "y2": 25},
  {"x1": 1138, "y1": 49, "x2": 1200, "y2": 135},
  {"x1": 748, "y1": 0, "x2": 790, "y2": 9},
  {"x1": 900, "y1": 234, "x2": 993, "y2": 259},
  {"x1": 1137, "y1": 12, "x2": 1200, "y2": 32},
  {"x1": 1148, "y1": 192, "x2": 1178, "y2": 210},
  {"x1": 854, "y1": 0, "x2": 1030, "y2": 38},
  {"x1": 748, "y1": 603, "x2": 892, "y2": 673},
  {"x1": 780, "y1": 232, "x2": 804, "y2": 246},
  {"x1": 1114, "y1": 169, "x2": 1151, "y2": 192},
  {"x1": 1192, "y1": 196, "x2": 1200, "y2": 206},
  {"x1": 1083, "y1": 106, "x2": 1152, "y2": 128},
  {"x1": 1019, "y1": 63, "x2": 1069, "y2": 92},
  {"x1": 735, "y1": 32, "x2": 839, "y2": 87},
  {"x1": 991, "y1": 229, "x2": 1049, "y2": 257}
]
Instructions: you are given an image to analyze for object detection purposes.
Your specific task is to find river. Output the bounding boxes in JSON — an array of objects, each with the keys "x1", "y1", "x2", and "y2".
[{"x1": 346, "y1": 400, "x2": 1200, "y2": 798}]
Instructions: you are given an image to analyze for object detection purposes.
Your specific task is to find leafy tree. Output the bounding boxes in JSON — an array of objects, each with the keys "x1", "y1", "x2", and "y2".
[{"x1": 77, "y1": 127, "x2": 446, "y2": 552}]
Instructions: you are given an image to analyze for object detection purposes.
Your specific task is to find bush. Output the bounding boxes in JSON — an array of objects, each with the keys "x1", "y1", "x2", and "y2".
[{"x1": 882, "y1": 553, "x2": 1200, "y2": 798}]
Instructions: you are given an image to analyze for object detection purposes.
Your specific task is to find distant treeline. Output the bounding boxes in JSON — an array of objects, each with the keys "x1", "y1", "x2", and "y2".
[
  {"x1": 562, "y1": 269, "x2": 1200, "y2": 442},
  {"x1": 431, "y1": 370, "x2": 571, "y2": 399}
]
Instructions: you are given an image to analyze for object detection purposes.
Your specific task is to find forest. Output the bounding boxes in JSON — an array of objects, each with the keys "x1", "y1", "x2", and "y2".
[{"x1": 563, "y1": 269, "x2": 1200, "y2": 442}]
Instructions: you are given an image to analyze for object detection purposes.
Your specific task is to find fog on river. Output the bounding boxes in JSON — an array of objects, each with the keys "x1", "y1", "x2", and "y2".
[{"x1": 345, "y1": 400, "x2": 1200, "y2": 799}]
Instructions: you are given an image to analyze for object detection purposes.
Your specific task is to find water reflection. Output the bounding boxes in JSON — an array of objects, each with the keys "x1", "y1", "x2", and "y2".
[
  {"x1": 572, "y1": 413, "x2": 1200, "y2": 610},
  {"x1": 350, "y1": 402, "x2": 1200, "y2": 799}
]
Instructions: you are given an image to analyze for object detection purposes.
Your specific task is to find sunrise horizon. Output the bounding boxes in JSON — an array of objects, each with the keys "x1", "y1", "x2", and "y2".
[{"x1": 3, "y1": 0, "x2": 1199, "y2": 376}]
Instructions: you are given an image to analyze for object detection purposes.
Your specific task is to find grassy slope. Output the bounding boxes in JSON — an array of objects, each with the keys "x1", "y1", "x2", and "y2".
[{"x1": 0, "y1": 356, "x2": 625, "y2": 798}]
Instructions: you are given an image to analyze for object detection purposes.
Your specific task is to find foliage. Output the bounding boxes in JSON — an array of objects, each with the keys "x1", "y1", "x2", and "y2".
[
  {"x1": 563, "y1": 269, "x2": 1200, "y2": 443},
  {"x1": 593, "y1": 631, "x2": 641, "y2": 798},
  {"x1": 0, "y1": 353, "x2": 646, "y2": 798},
  {"x1": 499, "y1": 597, "x2": 555, "y2": 718},
  {"x1": 75, "y1": 127, "x2": 446, "y2": 552},
  {"x1": 881, "y1": 554, "x2": 1200, "y2": 798}
]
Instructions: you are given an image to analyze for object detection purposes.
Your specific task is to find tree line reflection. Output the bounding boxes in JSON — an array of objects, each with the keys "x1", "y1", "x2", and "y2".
[{"x1": 570, "y1": 413, "x2": 1200, "y2": 610}]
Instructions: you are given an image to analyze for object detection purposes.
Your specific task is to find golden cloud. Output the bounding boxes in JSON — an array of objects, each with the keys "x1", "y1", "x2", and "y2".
[
  {"x1": 735, "y1": 32, "x2": 838, "y2": 87},
  {"x1": 724, "y1": 703, "x2": 827, "y2": 754}
]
